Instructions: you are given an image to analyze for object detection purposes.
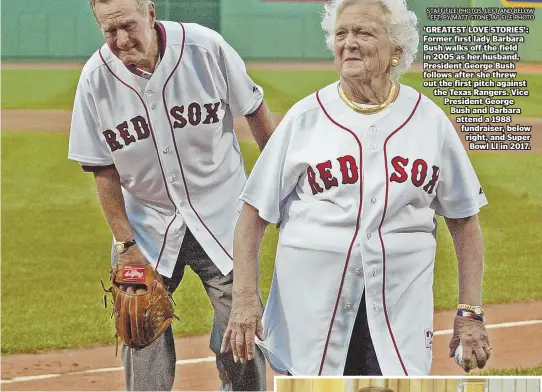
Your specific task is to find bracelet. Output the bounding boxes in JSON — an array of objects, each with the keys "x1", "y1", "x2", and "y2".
[
  {"x1": 457, "y1": 310, "x2": 484, "y2": 321},
  {"x1": 457, "y1": 303, "x2": 484, "y2": 316}
]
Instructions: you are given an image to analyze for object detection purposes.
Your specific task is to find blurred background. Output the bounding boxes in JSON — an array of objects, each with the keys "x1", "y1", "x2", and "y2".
[
  {"x1": 1, "y1": 0, "x2": 541, "y2": 390},
  {"x1": 2, "y1": 0, "x2": 542, "y2": 62},
  {"x1": 276, "y1": 378, "x2": 541, "y2": 392}
]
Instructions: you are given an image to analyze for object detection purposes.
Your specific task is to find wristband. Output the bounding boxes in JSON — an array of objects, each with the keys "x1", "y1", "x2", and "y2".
[
  {"x1": 457, "y1": 303, "x2": 484, "y2": 316},
  {"x1": 457, "y1": 310, "x2": 484, "y2": 321},
  {"x1": 115, "y1": 238, "x2": 137, "y2": 254}
]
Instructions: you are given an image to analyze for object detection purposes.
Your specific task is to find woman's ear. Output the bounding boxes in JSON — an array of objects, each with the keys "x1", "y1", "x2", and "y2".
[{"x1": 148, "y1": 2, "x2": 156, "y2": 25}]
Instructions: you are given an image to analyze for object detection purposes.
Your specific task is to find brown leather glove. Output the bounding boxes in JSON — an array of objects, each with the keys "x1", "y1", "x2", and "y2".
[
  {"x1": 103, "y1": 264, "x2": 177, "y2": 351},
  {"x1": 449, "y1": 315, "x2": 491, "y2": 372}
]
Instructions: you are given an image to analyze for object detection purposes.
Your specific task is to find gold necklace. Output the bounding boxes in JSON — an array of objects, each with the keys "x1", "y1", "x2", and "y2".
[{"x1": 338, "y1": 82, "x2": 398, "y2": 114}]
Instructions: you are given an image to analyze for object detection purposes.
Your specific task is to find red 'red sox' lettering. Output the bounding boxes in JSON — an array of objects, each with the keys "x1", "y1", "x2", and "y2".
[
  {"x1": 103, "y1": 115, "x2": 152, "y2": 152},
  {"x1": 316, "y1": 160, "x2": 339, "y2": 190},
  {"x1": 390, "y1": 156, "x2": 409, "y2": 183},
  {"x1": 337, "y1": 155, "x2": 359, "y2": 184},
  {"x1": 411, "y1": 159, "x2": 428, "y2": 187},
  {"x1": 423, "y1": 165, "x2": 440, "y2": 194},
  {"x1": 170, "y1": 101, "x2": 220, "y2": 129},
  {"x1": 307, "y1": 166, "x2": 324, "y2": 195},
  {"x1": 116, "y1": 121, "x2": 136, "y2": 146},
  {"x1": 306, "y1": 155, "x2": 439, "y2": 196},
  {"x1": 131, "y1": 116, "x2": 151, "y2": 139},
  {"x1": 307, "y1": 155, "x2": 357, "y2": 195},
  {"x1": 390, "y1": 156, "x2": 439, "y2": 194},
  {"x1": 102, "y1": 102, "x2": 221, "y2": 152}
]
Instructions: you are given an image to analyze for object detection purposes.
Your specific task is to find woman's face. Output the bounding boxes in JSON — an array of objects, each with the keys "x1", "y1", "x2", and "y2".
[{"x1": 333, "y1": 1, "x2": 397, "y2": 81}]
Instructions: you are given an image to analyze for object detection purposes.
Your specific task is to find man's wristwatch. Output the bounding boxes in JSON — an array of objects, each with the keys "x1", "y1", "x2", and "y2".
[
  {"x1": 457, "y1": 303, "x2": 484, "y2": 316},
  {"x1": 115, "y1": 239, "x2": 137, "y2": 254}
]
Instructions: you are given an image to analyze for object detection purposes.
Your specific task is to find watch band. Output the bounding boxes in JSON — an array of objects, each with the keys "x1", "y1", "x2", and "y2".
[
  {"x1": 457, "y1": 303, "x2": 484, "y2": 316},
  {"x1": 457, "y1": 310, "x2": 484, "y2": 322},
  {"x1": 115, "y1": 239, "x2": 137, "y2": 254}
]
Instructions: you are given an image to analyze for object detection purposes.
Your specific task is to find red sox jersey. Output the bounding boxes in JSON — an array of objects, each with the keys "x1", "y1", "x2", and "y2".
[
  {"x1": 241, "y1": 82, "x2": 487, "y2": 375},
  {"x1": 68, "y1": 21, "x2": 263, "y2": 277}
]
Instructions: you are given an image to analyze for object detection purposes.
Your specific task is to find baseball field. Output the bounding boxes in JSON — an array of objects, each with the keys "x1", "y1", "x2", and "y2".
[{"x1": 1, "y1": 62, "x2": 542, "y2": 390}]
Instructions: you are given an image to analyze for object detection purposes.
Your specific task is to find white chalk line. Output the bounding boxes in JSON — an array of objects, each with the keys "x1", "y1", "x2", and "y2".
[
  {"x1": 0, "y1": 356, "x2": 215, "y2": 384},
  {"x1": 2, "y1": 319, "x2": 541, "y2": 385},
  {"x1": 433, "y1": 319, "x2": 542, "y2": 336}
]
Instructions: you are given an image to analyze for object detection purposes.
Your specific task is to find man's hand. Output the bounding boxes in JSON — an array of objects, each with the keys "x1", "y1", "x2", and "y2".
[
  {"x1": 449, "y1": 315, "x2": 491, "y2": 372},
  {"x1": 117, "y1": 245, "x2": 148, "y2": 293},
  {"x1": 118, "y1": 244, "x2": 147, "y2": 266},
  {"x1": 220, "y1": 292, "x2": 264, "y2": 363}
]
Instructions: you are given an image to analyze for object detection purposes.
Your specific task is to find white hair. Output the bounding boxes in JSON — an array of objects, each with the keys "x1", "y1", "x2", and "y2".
[
  {"x1": 89, "y1": 0, "x2": 152, "y2": 15},
  {"x1": 321, "y1": 0, "x2": 419, "y2": 81}
]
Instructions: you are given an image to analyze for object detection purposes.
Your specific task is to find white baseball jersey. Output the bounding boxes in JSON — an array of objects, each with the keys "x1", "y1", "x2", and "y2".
[
  {"x1": 68, "y1": 21, "x2": 263, "y2": 277},
  {"x1": 241, "y1": 81, "x2": 487, "y2": 375}
]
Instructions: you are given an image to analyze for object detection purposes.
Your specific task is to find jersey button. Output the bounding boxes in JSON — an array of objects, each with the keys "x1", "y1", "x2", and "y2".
[
  {"x1": 147, "y1": 89, "x2": 154, "y2": 95},
  {"x1": 366, "y1": 233, "x2": 371, "y2": 240},
  {"x1": 370, "y1": 197, "x2": 377, "y2": 204},
  {"x1": 370, "y1": 126, "x2": 377, "y2": 133},
  {"x1": 345, "y1": 303, "x2": 353, "y2": 311},
  {"x1": 150, "y1": 103, "x2": 156, "y2": 110},
  {"x1": 370, "y1": 143, "x2": 377, "y2": 151},
  {"x1": 373, "y1": 304, "x2": 378, "y2": 312},
  {"x1": 353, "y1": 269, "x2": 362, "y2": 276},
  {"x1": 171, "y1": 174, "x2": 177, "y2": 183},
  {"x1": 372, "y1": 269, "x2": 377, "y2": 277},
  {"x1": 179, "y1": 202, "x2": 185, "y2": 207},
  {"x1": 163, "y1": 147, "x2": 170, "y2": 154}
]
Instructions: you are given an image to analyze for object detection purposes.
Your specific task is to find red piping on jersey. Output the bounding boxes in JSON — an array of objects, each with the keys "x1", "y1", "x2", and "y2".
[
  {"x1": 156, "y1": 21, "x2": 167, "y2": 59},
  {"x1": 99, "y1": 47, "x2": 176, "y2": 270},
  {"x1": 315, "y1": 89, "x2": 364, "y2": 376},
  {"x1": 378, "y1": 91, "x2": 422, "y2": 376},
  {"x1": 161, "y1": 23, "x2": 234, "y2": 261}
]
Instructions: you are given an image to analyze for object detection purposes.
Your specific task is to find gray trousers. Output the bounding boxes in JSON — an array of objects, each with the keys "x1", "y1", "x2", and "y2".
[{"x1": 120, "y1": 229, "x2": 267, "y2": 391}]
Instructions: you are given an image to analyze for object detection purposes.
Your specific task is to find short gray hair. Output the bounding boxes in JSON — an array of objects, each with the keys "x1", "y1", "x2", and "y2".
[
  {"x1": 88, "y1": 0, "x2": 152, "y2": 16},
  {"x1": 321, "y1": 0, "x2": 419, "y2": 81}
]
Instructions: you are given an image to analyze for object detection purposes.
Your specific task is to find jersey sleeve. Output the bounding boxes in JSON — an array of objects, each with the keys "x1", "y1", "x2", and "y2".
[
  {"x1": 433, "y1": 116, "x2": 488, "y2": 218},
  {"x1": 68, "y1": 74, "x2": 114, "y2": 167},
  {"x1": 212, "y1": 35, "x2": 263, "y2": 117},
  {"x1": 240, "y1": 110, "x2": 302, "y2": 224}
]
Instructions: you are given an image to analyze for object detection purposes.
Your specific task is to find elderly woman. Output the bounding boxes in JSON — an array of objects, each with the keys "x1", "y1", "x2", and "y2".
[{"x1": 221, "y1": 0, "x2": 491, "y2": 376}]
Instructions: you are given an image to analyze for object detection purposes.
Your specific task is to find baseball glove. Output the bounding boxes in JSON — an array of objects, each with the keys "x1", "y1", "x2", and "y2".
[{"x1": 101, "y1": 264, "x2": 177, "y2": 352}]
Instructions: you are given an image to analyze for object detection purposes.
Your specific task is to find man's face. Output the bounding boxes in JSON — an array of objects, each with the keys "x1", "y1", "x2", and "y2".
[{"x1": 95, "y1": 0, "x2": 156, "y2": 66}]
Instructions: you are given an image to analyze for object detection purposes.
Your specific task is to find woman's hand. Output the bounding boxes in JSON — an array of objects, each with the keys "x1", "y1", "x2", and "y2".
[
  {"x1": 449, "y1": 315, "x2": 491, "y2": 372},
  {"x1": 220, "y1": 292, "x2": 264, "y2": 363}
]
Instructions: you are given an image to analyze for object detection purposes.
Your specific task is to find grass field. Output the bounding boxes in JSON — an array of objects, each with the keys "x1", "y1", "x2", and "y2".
[
  {"x1": 478, "y1": 364, "x2": 542, "y2": 376},
  {"x1": 249, "y1": 70, "x2": 542, "y2": 117},
  {"x1": 2, "y1": 69, "x2": 542, "y2": 117},
  {"x1": 1, "y1": 131, "x2": 541, "y2": 354},
  {"x1": 1, "y1": 67, "x2": 541, "y2": 360}
]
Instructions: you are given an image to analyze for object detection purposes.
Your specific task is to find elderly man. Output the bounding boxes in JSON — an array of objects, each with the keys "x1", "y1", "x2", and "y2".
[
  {"x1": 68, "y1": 0, "x2": 274, "y2": 390},
  {"x1": 222, "y1": 0, "x2": 491, "y2": 377}
]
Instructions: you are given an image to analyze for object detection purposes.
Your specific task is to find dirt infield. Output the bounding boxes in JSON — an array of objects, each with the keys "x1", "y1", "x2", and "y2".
[
  {"x1": 2, "y1": 301, "x2": 541, "y2": 390},
  {"x1": 3, "y1": 109, "x2": 541, "y2": 153}
]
